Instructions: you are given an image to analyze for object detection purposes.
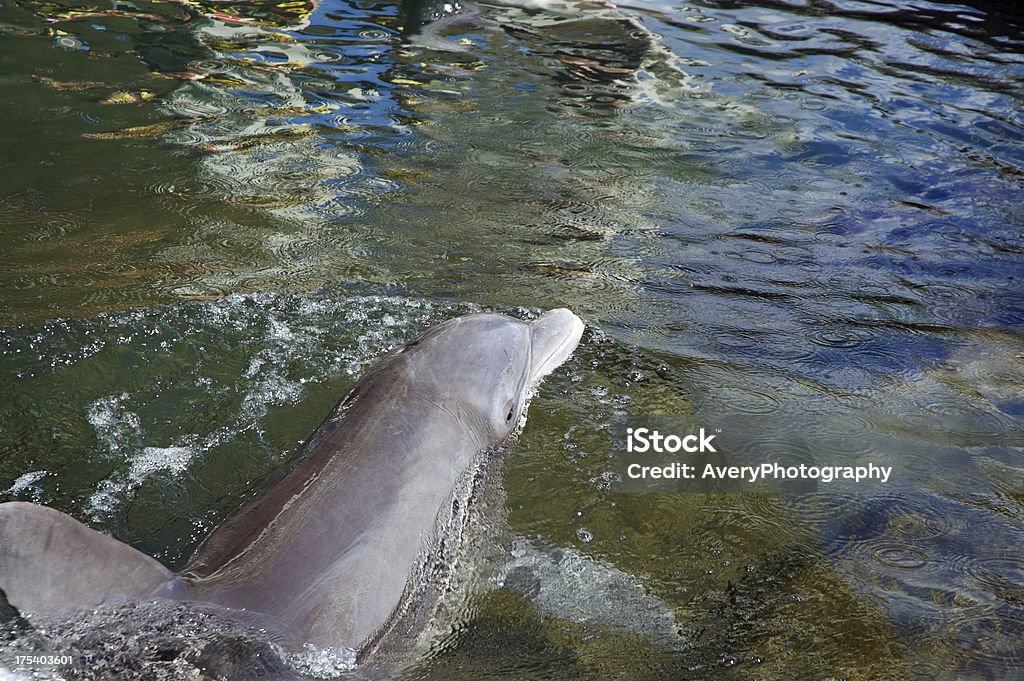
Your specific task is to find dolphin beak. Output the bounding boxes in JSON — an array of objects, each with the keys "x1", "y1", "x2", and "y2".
[{"x1": 528, "y1": 308, "x2": 585, "y2": 384}]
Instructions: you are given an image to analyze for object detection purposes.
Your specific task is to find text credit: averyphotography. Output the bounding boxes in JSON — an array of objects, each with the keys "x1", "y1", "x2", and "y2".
[{"x1": 610, "y1": 417, "x2": 894, "y2": 494}]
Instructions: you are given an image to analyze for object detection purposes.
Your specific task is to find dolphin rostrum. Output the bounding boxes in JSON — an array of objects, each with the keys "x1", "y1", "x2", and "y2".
[{"x1": 0, "y1": 308, "x2": 584, "y2": 659}]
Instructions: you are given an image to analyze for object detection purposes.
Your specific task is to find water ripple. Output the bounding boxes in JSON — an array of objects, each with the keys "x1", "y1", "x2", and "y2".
[{"x1": 3, "y1": 0, "x2": 1024, "y2": 675}]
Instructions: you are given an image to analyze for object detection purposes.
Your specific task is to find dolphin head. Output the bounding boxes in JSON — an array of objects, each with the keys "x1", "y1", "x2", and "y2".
[{"x1": 398, "y1": 308, "x2": 584, "y2": 442}]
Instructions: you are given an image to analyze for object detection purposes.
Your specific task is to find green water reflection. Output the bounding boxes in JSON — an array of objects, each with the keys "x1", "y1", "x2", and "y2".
[{"x1": 1, "y1": 0, "x2": 1023, "y2": 678}]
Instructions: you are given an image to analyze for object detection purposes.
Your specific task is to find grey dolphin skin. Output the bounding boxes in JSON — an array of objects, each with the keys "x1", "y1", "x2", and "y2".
[{"x1": 0, "y1": 308, "x2": 584, "y2": 658}]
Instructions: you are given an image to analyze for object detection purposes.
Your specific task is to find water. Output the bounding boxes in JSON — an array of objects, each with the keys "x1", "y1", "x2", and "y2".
[{"x1": 1, "y1": 0, "x2": 1022, "y2": 678}]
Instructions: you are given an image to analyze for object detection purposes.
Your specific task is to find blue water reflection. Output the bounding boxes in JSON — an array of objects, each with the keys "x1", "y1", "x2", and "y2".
[{"x1": 1, "y1": 0, "x2": 1023, "y2": 677}]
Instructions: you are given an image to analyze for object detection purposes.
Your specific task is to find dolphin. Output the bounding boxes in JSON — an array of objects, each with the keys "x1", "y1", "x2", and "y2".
[{"x1": 0, "y1": 308, "x2": 584, "y2": 660}]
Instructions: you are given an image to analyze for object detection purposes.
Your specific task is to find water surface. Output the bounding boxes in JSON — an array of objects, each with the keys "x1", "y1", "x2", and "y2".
[{"x1": 1, "y1": 0, "x2": 1022, "y2": 678}]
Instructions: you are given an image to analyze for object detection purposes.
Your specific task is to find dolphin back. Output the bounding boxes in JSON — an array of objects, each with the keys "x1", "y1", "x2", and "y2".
[{"x1": 0, "y1": 502, "x2": 173, "y2": 620}]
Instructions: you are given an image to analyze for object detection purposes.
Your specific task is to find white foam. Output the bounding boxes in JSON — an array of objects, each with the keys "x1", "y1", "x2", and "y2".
[
  {"x1": 286, "y1": 644, "x2": 357, "y2": 678},
  {"x1": 5, "y1": 470, "x2": 45, "y2": 496},
  {"x1": 86, "y1": 393, "x2": 140, "y2": 454},
  {"x1": 127, "y1": 446, "x2": 197, "y2": 483},
  {"x1": 87, "y1": 406, "x2": 201, "y2": 518}
]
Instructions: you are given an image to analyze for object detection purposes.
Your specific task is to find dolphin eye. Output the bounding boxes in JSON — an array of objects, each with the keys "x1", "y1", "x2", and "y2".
[{"x1": 505, "y1": 403, "x2": 516, "y2": 422}]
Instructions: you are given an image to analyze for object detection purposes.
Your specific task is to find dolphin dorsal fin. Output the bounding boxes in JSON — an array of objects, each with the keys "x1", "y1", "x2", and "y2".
[{"x1": 0, "y1": 502, "x2": 173, "y2": 620}]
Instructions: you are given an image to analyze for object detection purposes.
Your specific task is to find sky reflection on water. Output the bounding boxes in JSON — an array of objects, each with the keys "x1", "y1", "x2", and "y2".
[{"x1": 1, "y1": 0, "x2": 1023, "y2": 678}]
